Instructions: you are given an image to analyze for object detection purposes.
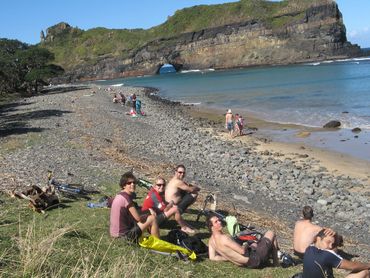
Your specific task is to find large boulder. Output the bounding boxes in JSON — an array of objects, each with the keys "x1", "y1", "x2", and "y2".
[{"x1": 323, "y1": 121, "x2": 341, "y2": 128}]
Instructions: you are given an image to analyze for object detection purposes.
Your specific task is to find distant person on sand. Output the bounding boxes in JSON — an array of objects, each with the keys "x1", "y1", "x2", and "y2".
[
  {"x1": 142, "y1": 177, "x2": 195, "y2": 233},
  {"x1": 234, "y1": 113, "x2": 240, "y2": 137},
  {"x1": 303, "y1": 228, "x2": 370, "y2": 278},
  {"x1": 238, "y1": 115, "x2": 244, "y2": 136},
  {"x1": 119, "y1": 91, "x2": 126, "y2": 105},
  {"x1": 165, "y1": 164, "x2": 200, "y2": 215},
  {"x1": 110, "y1": 172, "x2": 159, "y2": 241},
  {"x1": 293, "y1": 206, "x2": 343, "y2": 259},
  {"x1": 207, "y1": 214, "x2": 279, "y2": 268},
  {"x1": 132, "y1": 93, "x2": 137, "y2": 112},
  {"x1": 225, "y1": 109, "x2": 233, "y2": 138}
]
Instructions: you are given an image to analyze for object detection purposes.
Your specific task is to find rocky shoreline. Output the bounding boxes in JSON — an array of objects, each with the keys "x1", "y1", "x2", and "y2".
[{"x1": 1, "y1": 84, "x2": 369, "y2": 260}]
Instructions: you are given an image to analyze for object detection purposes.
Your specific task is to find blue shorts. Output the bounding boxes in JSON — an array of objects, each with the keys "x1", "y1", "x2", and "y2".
[{"x1": 227, "y1": 122, "x2": 233, "y2": 131}]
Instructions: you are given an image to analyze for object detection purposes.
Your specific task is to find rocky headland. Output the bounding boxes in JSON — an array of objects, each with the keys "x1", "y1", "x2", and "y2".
[
  {"x1": 40, "y1": 0, "x2": 363, "y2": 82},
  {"x1": 1, "y1": 84, "x2": 369, "y2": 260}
]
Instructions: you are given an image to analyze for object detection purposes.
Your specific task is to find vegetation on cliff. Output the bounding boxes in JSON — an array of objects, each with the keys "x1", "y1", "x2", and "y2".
[{"x1": 39, "y1": 0, "x2": 337, "y2": 70}]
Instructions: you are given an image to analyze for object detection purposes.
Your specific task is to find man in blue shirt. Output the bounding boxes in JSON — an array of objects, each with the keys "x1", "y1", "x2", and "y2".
[{"x1": 303, "y1": 229, "x2": 370, "y2": 278}]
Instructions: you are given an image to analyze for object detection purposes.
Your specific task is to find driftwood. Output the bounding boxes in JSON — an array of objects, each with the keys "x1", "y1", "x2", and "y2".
[{"x1": 10, "y1": 185, "x2": 60, "y2": 213}]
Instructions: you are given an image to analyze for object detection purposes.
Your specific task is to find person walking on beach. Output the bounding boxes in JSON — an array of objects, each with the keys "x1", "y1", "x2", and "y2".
[
  {"x1": 207, "y1": 215, "x2": 280, "y2": 268},
  {"x1": 225, "y1": 109, "x2": 233, "y2": 138},
  {"x1": 165, "y1": 164, "x2": 200, "y2": 215},
  {"x1": 110, "y1": 171, "x2": 159, "y2": 242},
  {"x1": 238, "y1": 115, "x2": 244, "y2": 136},
  {"x1": 303, "y1": 229, "x2": 370, "y2": 278},
  {"x1": 142, "y1": 177, "x2": 195, "y2": 233}
]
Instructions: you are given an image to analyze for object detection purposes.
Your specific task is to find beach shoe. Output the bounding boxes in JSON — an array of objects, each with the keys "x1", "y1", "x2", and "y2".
[{"x1": 181, "y1": 226, "x2": 196, "y2": 235}]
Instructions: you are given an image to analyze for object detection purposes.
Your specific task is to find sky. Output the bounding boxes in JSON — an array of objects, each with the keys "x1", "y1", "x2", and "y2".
[{"x1": 0, "y1": 0, "x2": 369, "y2": 48}]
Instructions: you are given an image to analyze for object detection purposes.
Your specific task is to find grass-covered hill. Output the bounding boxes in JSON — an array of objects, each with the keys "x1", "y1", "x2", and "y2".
[{"x1": 39, "y1": 0, "x2": 329, "y2": 70}]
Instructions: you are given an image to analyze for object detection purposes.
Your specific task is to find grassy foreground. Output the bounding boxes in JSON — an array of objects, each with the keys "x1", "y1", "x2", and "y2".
[{"x1": 0, "y1": 180, "x2": 305, "y2": 278}]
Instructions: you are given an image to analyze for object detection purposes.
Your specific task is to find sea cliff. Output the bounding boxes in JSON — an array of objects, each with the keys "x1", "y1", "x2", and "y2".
[{"x1": 42, "y1": 0, "x2": 362, "y2": 82}]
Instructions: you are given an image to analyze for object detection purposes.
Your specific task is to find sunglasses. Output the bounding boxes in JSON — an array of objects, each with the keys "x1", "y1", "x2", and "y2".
[
  {"x1": 177, "y1": 171, "x2": 185, "y2": 174},
  {"x1": 156, "y1": 183, "x2": 165, "y2": 187},
  {"x1": 126, "y1": 181, "x2": 136, "y2": 185}
]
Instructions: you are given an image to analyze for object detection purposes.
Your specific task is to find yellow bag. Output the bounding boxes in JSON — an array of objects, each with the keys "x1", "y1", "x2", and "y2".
[{"x1": 139, "y1": 235, "x2": 197, "y2": 260}]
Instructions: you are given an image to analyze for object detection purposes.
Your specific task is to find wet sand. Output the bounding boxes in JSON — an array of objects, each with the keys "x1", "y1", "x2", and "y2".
[{"x1": 190, "y1": 105, "x2": 370, "y2": 187}]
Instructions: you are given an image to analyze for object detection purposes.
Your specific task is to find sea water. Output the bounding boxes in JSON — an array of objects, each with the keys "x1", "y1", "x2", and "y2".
[{"x1": 96, "y1": 57, "x2": 370, "y2": 160}]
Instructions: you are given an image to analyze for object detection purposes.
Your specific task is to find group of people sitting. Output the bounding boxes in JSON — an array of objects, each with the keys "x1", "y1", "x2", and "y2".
[
  {"x1": 225, "y1": 109, "x2": 245, "y2": 138},
  {"x1": 110, "y1": 165, "x2": 200, "y2": 242},
  {"x1": 112, "y1": 92, "x2": 144, "y2": 116},
  {"x1": 109, "y1": 165, "x2": 370, "y2": 276},
  {"x1": 112, "y1": 91, "x2": 126, "y2": 105}
]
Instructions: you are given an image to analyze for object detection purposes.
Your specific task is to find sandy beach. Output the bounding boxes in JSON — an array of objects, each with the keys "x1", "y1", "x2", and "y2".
[{"x1": 0, "y1": 84, "x2": 369, "y2": 261}]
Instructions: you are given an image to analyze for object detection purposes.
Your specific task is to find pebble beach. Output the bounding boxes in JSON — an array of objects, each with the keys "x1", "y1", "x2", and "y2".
[{"x1": 0, "y1": 84, "x2": 369, "y2": 260}]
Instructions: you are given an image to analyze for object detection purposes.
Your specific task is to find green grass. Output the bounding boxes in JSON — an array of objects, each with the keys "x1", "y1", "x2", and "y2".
[{"x1": 0, "y1": 183, "x2": 305, "y2": 278}]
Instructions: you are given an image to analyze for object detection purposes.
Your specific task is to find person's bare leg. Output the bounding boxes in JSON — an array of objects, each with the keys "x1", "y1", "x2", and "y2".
[
  {"x1": 174, "y1": 211, "x2": 195, "y2": 233},
  {"x1": 346, "y1": 270, "x2": 369, "y2": 278},
  {"x1": 137, "y1": 215, "x2": 159, "y2": 237},
  {"x1": 264, "y1": 230, "x2": 279, "y2": 266}
]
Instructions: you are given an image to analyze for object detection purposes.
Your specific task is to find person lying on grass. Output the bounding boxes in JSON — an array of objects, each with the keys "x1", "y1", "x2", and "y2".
[
  {"x1": 141, "y1": 177, "x2": 195, "y2": 234},
  {"x1": 110, "y1": 171, "x2": 159, "y2": 242},
  {"x1": 207, "y1": 214, "x2": 279, "y2": 268}
]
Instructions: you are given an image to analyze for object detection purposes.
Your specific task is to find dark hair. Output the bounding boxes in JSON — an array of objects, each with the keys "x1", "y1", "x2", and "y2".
[
  {"x1": 302, "y1": 206, "x2": 314, "y2": 220},
  {"x1": 119, "y1": 172, "x2": 137, "y2": 189},
  {"x1": 333, "y1": 234, "x2": 344, "y2": 248},
  {"x1": 206, "y1": 214, "x2": 219, "y2": 232},
  {"x1": 175, "y1": 164, "x2": 186, "y2": 171},
  {"x1": 314, "y1": 229, "x2": 327, "y2": 242}
]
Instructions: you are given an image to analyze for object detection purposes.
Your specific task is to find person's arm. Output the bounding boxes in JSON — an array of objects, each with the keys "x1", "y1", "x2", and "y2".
[
  {"x1": 128, "y1": 204, "x2": 143, "y2": 222},
  {"x1": 339, "y1": 259, "x2": 370, "y2": 272},
  {"x1": 222, "y1": 235, "x2": 246, "y2": 255},
  {"x1": 177, "y1": 181, "x2": 200, "y2": 193},
  {"x1": 208, "y1": 239, "x2": 228, "y2": 261}
]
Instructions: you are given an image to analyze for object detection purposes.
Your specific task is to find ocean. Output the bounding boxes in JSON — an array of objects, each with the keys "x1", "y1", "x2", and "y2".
[{"x1": 96, "y1": 57, "x2": 370, "y2": 161}]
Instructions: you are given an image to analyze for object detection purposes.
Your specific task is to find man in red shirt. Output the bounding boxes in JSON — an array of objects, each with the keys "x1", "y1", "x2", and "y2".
[{"x1": 142, "y1": 177, "x2": 195, "y2": 234}]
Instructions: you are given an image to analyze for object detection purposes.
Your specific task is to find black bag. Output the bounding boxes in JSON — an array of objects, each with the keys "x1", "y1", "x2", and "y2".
[
  {"x1": 167, "y1": 229, "x2": 208, "y2": 255},
  {"x1": 181, "y1": 236, "x2": 208, "y2": 255}
]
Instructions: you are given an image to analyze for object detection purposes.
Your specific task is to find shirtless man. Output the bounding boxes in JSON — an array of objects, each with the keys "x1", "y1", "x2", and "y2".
[
  {"x1": 165, "y1": 164, "x2": 200, "y2": 214},
  {"x1": 207, "y1": 215, "x2": 279, "y2": 268},
  {"x1": 293, "y1": 205, "x2": 323, "y2": 259},
  {"x1": 225, "y1": 109, "x2": 233, "y2": 138}
]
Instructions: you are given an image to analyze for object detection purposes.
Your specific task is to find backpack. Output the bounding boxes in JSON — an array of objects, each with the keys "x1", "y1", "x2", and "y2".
[{"x1": 167, "y1": 229, "x2": 208, "y2": 255}]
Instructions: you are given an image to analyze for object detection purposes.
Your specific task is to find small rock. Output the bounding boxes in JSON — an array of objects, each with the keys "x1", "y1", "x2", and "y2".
[
  {"x1": 352, "y1": 127, "x2": 362, "y2": 133},
  {"x1": 317, "y1": 199, "x2": 328, "y2": 206},
  {"x1": 323, "y1": 121, "x2": 341, "y2": 128}
]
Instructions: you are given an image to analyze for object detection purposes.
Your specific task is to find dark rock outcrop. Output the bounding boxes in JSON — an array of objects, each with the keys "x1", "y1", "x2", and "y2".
[{"x1": 54, "y1": 1, "x2": 362, "y2": 82}]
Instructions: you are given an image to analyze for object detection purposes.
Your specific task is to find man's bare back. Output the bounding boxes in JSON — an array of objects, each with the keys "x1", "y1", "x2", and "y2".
[{"x1": 293, "y1": 219, "x2": 322, "y2": 254}]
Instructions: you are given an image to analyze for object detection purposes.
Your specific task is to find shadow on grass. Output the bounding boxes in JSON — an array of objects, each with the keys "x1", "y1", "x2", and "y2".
[
  {"x1": 0, "y1": 109, "x2": 72, "y2": 138},
  {"x1": 41, "y1": 85, "x2": 90, "y2": 96},
  {"x1": 63, "y1": 230, "x2": 92, "y2": 240}
]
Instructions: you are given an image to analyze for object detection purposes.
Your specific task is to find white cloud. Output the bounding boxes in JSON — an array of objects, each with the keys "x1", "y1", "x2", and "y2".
[{"x1": 347, "y1": 27, "x2": 370, "y2": 47}]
